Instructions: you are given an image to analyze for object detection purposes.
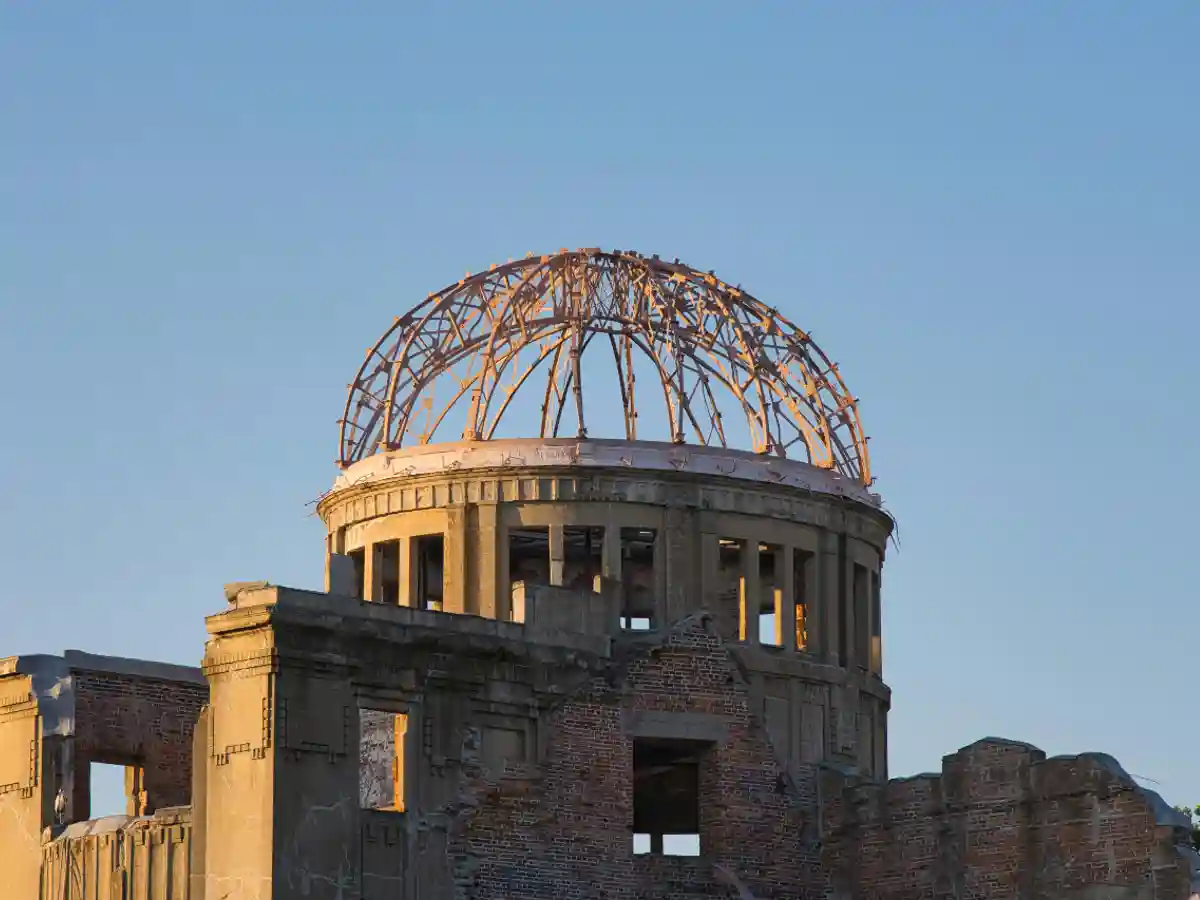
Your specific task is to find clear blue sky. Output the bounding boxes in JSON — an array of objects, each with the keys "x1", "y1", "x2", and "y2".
[{"x1": 2, "y1": 2, "x2": 1197, "y2": 816}]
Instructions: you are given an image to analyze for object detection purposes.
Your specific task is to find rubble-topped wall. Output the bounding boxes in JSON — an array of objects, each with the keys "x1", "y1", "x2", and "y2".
[
  {"x1": 41, "y1": 806, "x2": 192, "y2": 899},
  {"x1": 821, "y1": 737, "x2": 1200, "y2": 900}
]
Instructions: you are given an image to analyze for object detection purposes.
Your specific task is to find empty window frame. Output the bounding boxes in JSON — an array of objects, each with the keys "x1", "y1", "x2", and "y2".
[
  {"x1": 620, "y1": 528, "x2": 656, "y2": 630},
  {"x1": 360, "y1": 709, "x2": 407, "y2": 812},
  {"x1": 563, "y1": 525, "x2": 603, "y2": 591},
  {"x1": 853, "y1": 563, "x2": 870, "y2": 671},
  {"x1": 509, "y1": 527, "x2": 549, "y2": 623},
  {"x1": 348, "y1": 548, "x2": 366, "y2": 601},
  {"x1": 758, "y1": 544, "x2": 784, "y2": 647},
  {"x1": 717, "y1": 538, "x2": 745, "y2": 640},
  {"x1": 372, "y1": 539, "x2": 401, "y2": 604},
  {"x1": 632, "y1": 738, "x2": 704, "y2": 856},
  {"x1": 87, "y1": 762, "x2": 133, "y2": 819},
  {"x1": 415, "y1": 535, "x2": 445, "y2": 611},
  {"x1": 795, "y1": 550, "x2": 811, "y2": 652}
]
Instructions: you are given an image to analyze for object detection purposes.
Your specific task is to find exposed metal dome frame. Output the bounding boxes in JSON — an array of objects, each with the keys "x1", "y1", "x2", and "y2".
[{"x1": 339, "y1": 249, "x2": 872, "y2": 484}]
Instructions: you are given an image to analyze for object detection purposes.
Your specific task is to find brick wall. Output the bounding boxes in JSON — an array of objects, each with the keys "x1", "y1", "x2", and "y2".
[
  {"x1": 822, "y1": 738, "x2": 1200, "y2": 900},
  {"x1": 71, "y1": 666, "x2": 208, "y2": 815},
  {"x1": 458, "y1": 617, "x2": 824, "y2": 900}
]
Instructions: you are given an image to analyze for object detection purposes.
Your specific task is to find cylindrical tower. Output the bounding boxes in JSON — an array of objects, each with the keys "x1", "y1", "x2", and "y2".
[{"x1": 316, "y1": 248, "x2": 893, "y2": 778}]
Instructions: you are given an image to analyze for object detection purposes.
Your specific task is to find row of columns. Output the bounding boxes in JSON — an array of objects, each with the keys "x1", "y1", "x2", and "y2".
[{"x1": 330, "y1": 505, "x2": 881, "y2": 675}]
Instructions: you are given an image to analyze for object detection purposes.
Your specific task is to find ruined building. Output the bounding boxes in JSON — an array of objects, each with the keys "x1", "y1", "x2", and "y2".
[{"x1": 1, "y1": 250, "x2": 1196, "y2": 899}]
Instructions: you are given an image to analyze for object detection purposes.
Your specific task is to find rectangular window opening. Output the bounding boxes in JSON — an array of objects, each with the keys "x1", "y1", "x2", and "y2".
[
  {"x1": 758, "y1": 543, "x2": 783, "y2": 647},
  {"x1": 620, "y1": 528, "x2": 656, "y2": 630},
  {"x1": 88, "y1": 761, "x2": 140, "y2": 819},
  {"x1": 854, "y1": 564, "x2": 869, "y2": 671},
  {"x1": 415, "y1": 535, "x2": 444, "y2": 611},
  {"x1": 717, "y1": 538, "x2": 744, "y2": 639},
  {"x1": 374, "y1": 539, "x2": 401, "y2": 604},
  {"x1": 360, "y1": 709, "x2": 407, "y2": 812},
  {"x1": 563, "y1": 525, "x2": 604, "y2": 591},
  {"x1": 632, "y1": 738, "x2": 704, "y2": 857},
  {"x1": 795, "y1": 550, "x2": 810, "y2": 652},
  {"x1": 509, "y1": 526, "x2": 549, "y2": 623},
  {"x1": 348, "y1": 548, "x2": 366, "y2": 601}
]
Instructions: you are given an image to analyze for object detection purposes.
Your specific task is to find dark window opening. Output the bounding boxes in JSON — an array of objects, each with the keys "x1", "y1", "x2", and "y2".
[
  {"x1": 620, "y1": 528, "x2": 656, "y2": 629},
  {"x1": 360, "y1": 709, "x2": 406, "y2": 812},
  {"x1": 509, "y1": 527, "x2": 549, "y2": 622},
  {"x1": 795, "y1": 550, "x2": 811, "y2": 652},
  {"x1": 348, "y1": 548, "x2": 366, "y2": 600},
  {"x1": 853, "y1": 564, "x2": 869, "y2": 671},
  {"x1": 632, "y1": 738, "x2": 704, "y2": 856},
  {"x1": 564, "y1": 525, "x2": 603, "y2": 591},
  {"x1": 415, "y1": 535, "x2": 444, "y2": 611},
  {"x1": 374, "y1": 540, "x2": 401, "y2": 604},
  {"x1": 717, "y1": 538, "x2": 744, "y2": 639}
]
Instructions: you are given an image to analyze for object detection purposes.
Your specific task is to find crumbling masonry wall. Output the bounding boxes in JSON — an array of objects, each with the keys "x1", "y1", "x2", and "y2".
[
  {"x1": 0, "y1": 652, "x2": 206, "y2": 900},
  {"x1": 821, "y1": 738, "x2": 1200, "y2": 900},
  {"x1": 458, "y1": 616, "x2": 825, "y2": 900},
  {"x1": 70, "y1": 658, "x2": 207, "y2": 819}
]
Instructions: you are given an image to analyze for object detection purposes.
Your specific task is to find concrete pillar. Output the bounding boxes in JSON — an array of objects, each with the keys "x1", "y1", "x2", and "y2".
[
  {"x1": 0, "y1": 671, "x2": 49, "y2": 900},
  {"x1": 548, "y1": 523, "x2": 565, "y2": 587},
  {"x1": 779, "y1": 545, "x2": 796, "y2": 650},
  {"x1": 364, "y1": 542, "x2": 382, "y2": 602},
  {"x1": 202, "y1": 605, "x2": 362, "y2": 900},
  {"x1": 739, "y1": 541, "x2": 760, "y2": 646},
  {"x1": 443, "y1": 506, "x2": 468, "y2": 614},
  {"x1": 602, "y1": 524, "x2": 622, "y2": 583},
  {"x1": 843, "y1": 540, "x2": 859, "y2": 670},
  {"x1": 475, "y1": 504, "x2": 501, "y2": 619},
  {"x1": 819, "y1": 531, "x2": 840, "y2": 666},
  {"x1": 397, "y1": 535, "x2": 415, "y2": 607},
  {"x1": 663, "y1": 506, "x2": 696, "y2": 625},
  {"x1": 802, "y1": 548, "x2": 820, "y2": 656}
]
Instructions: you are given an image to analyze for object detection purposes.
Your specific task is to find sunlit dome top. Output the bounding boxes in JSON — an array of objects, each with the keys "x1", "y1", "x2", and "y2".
[{"x1": 339, "y1": 248, "x2": 872, "y2": 485}]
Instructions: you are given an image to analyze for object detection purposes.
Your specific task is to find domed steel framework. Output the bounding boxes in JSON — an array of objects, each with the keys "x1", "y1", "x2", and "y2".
[{"x1": 339, "y1": 249, "x2": 872, "y2": 484}]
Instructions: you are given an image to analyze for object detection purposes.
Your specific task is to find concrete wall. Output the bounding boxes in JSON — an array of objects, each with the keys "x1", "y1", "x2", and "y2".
[
  {"x1": 40, "y1": 807, "x2": 192, "y2": 900},
  {"x1": 822, "y1": 738, "x2": 1200, "y2": 900},
  {"x1": 193, "y1": 582, "x2": 892, "y2": 900}
]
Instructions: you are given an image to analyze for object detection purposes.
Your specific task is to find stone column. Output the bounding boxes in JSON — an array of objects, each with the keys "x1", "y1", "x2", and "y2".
[
  {"x1": 202, "y1": 594, "x2": 362, "y2": 900},
  {"x1": 397, "y1": 535, "x2": 415, "y2": 607},
  {"x1": 363, "y1": 542, "x2": 381, "y2": 602},
  {"x1": 548, "y1": 523, "x2": 565, "y2": 586},
  {"x1": 663, "y1": 505, "x2": 697, "y2": 625},
  {"x1": 602, "y1": 523, "x2": 623, "y2": 623},
  {"x1": 819, "y1": 531, "x2": 840, "y2": 666},
  {"x1": 739, "y1": 540, "x2": 760, "y2": 646},
  {"x1": 779, "y1": 545, "x2": 796, "y2": 650},
  {"x1": 475, "y1": 503, "x2": 501, "y2": 619},
  {"x1": 0, "y1": 667, "x2": 49, "y2": 900},
  {"x1": 443, "y1": 506, "x2": 468, "y2": 614}
]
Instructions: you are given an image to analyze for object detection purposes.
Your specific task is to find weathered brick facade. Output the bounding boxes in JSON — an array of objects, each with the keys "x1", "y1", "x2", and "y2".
[
  {"x1": 71, "y1": 662, "x2": 208, "y2": 817},
  {"x1": 459, "y1": 617, "x2": 824, "y2": 900},
  {"x1": 822, "y1": 739, "x2": 1199, "y2": 900}
]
